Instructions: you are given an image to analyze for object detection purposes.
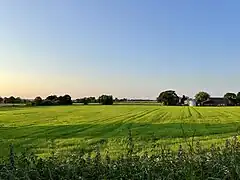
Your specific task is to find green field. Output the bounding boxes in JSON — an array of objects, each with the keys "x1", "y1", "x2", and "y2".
[{"x1": 1, "y1": 105, "x2": 240, "y2": 157}]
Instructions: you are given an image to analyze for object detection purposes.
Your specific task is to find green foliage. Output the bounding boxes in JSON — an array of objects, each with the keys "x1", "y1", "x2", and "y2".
[
  {"x1": 98, "y1": 95, "x2": 113, "y2": 105},
  {"x1": 224, "y1": 92, "x2": 237, "y2": 99},
  {"x1": 224, "y1": 92, "x2": 237, "y2": 105},
  {"x1": 61, "y1": 94, "x2": 72, "y2": 105},
  {"x1": 157, "y1": 90, "x2": 179, "y2": 105},
  {"x1": 83, "y1": 98, "x2": 89, "y2": 105},
  {"x1": 195, "y1": 91, "x2": 210, "y2": 104},
  {"x1": 46, "y1": 95, "x2": 58, "y2": 101},
  {"x1": 75, "y1": 97, "x2": 96, "y2": 104},
  {"x1": 2, "y1": 96, "x2": 23, "y2": 104},
  {"x1": 1, "y1": 137, "x2": 240, "y2": 179},
  {"x1": 33, "y1": 95, "x2": 72, "y2": 106},
  {"x1": 34, "y1": 96, "x2": 43, "y2": 106},
  {"x1": 41, "y1": 99, "x2": 54, "y2": 106}
]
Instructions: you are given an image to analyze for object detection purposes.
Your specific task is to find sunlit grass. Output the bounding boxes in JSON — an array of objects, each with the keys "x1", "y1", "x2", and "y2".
[{"x1": 0, "y1": 105, "x2": 240, "y2": 156}]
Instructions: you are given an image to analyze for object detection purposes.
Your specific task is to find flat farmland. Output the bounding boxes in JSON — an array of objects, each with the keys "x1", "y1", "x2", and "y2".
[{"x1": 1, "y1": 105, "x2": 240, "y2": 157}]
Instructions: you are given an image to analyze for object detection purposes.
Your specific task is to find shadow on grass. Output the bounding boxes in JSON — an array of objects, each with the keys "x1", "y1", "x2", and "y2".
[
  {"x1": 1, "y1": 122, "x2": 240, "y2": 140},
  {"x1": 0, "y1": 122, "x2": 240, "y2": 157}
]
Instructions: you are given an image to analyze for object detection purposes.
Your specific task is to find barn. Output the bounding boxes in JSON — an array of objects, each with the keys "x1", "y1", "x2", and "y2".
[{"x1": 202, "y1": 97, "x2": 233, "y2": 106}]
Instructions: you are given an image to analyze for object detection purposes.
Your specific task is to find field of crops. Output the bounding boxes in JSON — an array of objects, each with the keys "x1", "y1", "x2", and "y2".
[{"x1": 0, "y1": 105, "x2": 240, "y2": 157}]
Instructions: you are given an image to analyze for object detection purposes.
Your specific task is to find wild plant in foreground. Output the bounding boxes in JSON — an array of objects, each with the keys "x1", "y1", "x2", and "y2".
[{"x1": 1, "y1": 134, "x2": 240, "y2": 179}]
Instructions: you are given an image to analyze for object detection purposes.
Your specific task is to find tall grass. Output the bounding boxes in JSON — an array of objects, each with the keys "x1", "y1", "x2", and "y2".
[{"x1": 1, "y1": 131, "x2": 240, "y2": 179}]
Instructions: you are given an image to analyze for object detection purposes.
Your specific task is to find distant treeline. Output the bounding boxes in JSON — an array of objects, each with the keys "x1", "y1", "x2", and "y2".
[
  {"x1": 74, "y1": 97, "x2": 155, "y2": 104},
  {"x1": 74, "y1": 95, "x2": 114, "y2": 105},
  {"x1": 0, "y1": 94, "x2": 154, "y2": 107},
  {"x1": 0, "y1": 94, "x2": 115, "y2": 106},
  {"x1": 0, "y1": 96, "x2": 30, "y2": 104},
  {"x1": 33, "y1": 95, "x2": 72, "y2": 106},
  {"x1": 1, "y1": 90, "x2": 240, "y2": 107}
]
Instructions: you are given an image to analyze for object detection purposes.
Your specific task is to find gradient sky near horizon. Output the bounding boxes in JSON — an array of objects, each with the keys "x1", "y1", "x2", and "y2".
[{"x1": 1, "y1": 0, "x2": 240, "y2": 99}]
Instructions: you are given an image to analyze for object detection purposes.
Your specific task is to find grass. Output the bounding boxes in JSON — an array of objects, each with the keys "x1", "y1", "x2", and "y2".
[{"x1": 0, "y1": 105, "x2": 240, "y2": 157}]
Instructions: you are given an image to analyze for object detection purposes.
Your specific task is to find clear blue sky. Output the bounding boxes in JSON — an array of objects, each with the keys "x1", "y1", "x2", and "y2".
[{"x1": 0, "y1": 0, "x2": 240, "y2": 99}]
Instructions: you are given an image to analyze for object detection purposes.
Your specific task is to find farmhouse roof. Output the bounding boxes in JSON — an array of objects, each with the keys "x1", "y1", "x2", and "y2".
[{"x1": 202, "y1": 97, "x2": 229, "y2": 105}]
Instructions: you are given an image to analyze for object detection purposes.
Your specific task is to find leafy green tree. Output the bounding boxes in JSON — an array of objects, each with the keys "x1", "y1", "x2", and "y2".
[
  {"x1": 0, "y1": 97, "x2": 3, "y2": 103},
  {"x1": 15, "y1": 97, "x2": 22, "y2": 104},
  {"x1": 88, "y1": 97, "x2": 96, "y2": 103},
  {"x1": 98, "y1": 95, "x2": 113, "y2": 105},
  {"x1": 46, "y1": 95, "x2": 58, "y2": 101},
  {"x1": 41, "y1": 100, "x2": 54, "y2": 106},
  {"x1": 9, "y1": 96, "x2": 16, "y2": 104},
  {"x1": 57, "y1": 95, "x2": 72, "y2": 105},
  {"x1": 195, "y1": 91, "x2": 210, "y2": 104},
  {"x1": 224, "y1": 93, "x2": 236, "y2": 99},
  {"x1": 34, "y1": 96, "x2": 43, "y2": 106},
  {"x1": 62, "y1": 94, "x2": 72, "y2": 105},
  {"x1": 83, "y1": 98, "x2": 88, "y2": 105},
  {"x1": 157, "y1": 90, "x2": 179, "y2": 105},
  {"x1": 224, "y1": 92, "x2": 237, "y2": 105}
]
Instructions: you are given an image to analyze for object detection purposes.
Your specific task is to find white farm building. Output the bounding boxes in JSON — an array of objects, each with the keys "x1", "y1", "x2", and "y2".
[{"x1": 188, "y1": 99, "x2": 197, "y2": 106}]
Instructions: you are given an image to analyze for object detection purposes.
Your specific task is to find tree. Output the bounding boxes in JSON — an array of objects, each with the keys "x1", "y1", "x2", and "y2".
[
  {"x1": 9, "y1": 96, "x2": 16, "y2": 104},
  {"x1": 56, "y1": 95, "x2": 72, "y2": 105},
  {"x1": 88, "y1": 97, "x2": 96, "y2": 103},
  {"x1": 195, "y1": 92, "x2": 210, "y2": 104},
  {"x1": 34, "y1": 96, "x2": 43, "y2": 106},
  {"x1": 62, "y1": 94, "x2": 72, "y2": 105},
  {"x1": 224, "y1": 92, "x2": 237, "y2": 105},
  {"x1": 0, "y1": 97, "x2": 3, "y2": 103},
  {"x1": 46, "y1": 95, "x2": 58, "y2": 101},
  {"x1": 157, "y1": 90, "x2": 179, "y2": 105},
  {"x1": 98, "y1": 95, "x2": 113, "y2": 105},
  {"x1": 15, "y1": 97, "x2": 22, "y2": 104},
  {"x1": 224, "y1": 93, "x2": 236, "y2": 100},
  {"x1": 3, "y1": 97, "x2": 8, "y2": 104},
  {"x1": 82, "y1": 98, "x2": 88, "y2": 105}
]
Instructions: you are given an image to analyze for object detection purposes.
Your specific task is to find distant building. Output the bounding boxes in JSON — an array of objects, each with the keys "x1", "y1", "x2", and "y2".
[{"x1": 202, "y1": 97, "x2": 233, "y2": 106}]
